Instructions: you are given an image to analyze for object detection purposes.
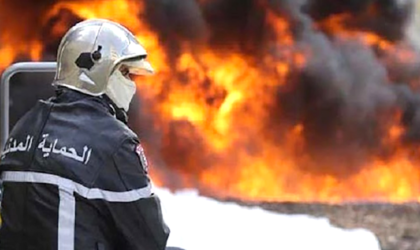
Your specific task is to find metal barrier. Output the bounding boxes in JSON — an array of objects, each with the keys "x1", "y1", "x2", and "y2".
[{"x1": 0, "y1": 62, "x2": 57, "y2": 154}]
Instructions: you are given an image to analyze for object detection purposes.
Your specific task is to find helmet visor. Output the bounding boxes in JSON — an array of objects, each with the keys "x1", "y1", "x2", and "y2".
[{"x1": 126, "y1": 58, "x2": 154, "y2": 75}]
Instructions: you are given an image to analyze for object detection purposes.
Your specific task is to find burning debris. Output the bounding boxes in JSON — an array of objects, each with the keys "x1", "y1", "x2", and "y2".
[{"x1": 2, "y1": 0, "x2": 420, "y2": 202}]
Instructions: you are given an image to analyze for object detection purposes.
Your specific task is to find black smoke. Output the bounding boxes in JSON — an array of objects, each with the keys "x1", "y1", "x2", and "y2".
[
  {"x1": 4, "y1": 0, "x2": 420, "y2": 184},
  {"x1": 139, "y1": 0, "x2": 420, "y2": 177}
]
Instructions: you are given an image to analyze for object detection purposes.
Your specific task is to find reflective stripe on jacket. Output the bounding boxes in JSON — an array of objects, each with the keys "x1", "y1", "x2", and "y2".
[{"x1": 0, "y1": 89, "x2": 170, "y2": 250}]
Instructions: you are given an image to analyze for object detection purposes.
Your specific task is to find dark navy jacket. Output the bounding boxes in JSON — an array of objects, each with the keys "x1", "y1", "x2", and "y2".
[{"x1": 0, "y1": 89, "x2": 169, "y2": 250}]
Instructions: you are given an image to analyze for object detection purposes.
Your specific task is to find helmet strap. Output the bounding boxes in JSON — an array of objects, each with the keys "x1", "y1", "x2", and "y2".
[{"x1": 102, "y1": 94, "x2": 129, "y2": 124}]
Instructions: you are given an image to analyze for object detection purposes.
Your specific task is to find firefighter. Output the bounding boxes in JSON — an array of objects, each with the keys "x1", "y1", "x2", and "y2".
[{"x1": 0, "y1": 19, "x2": 170, "y2": 250}]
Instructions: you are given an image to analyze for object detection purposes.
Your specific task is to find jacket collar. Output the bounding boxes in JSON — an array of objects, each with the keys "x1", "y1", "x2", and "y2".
[{"x1": 52, "y1": 87, "x2": 128, "y2": 124}]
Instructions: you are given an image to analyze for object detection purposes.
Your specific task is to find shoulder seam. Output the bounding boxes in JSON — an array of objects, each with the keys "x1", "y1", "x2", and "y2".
[
  {"x1": 109, "y1": 136, "x2": 136, "y2": 191},
  {"x1": 88, "y1": 135, "x2": 134, "y2": 189}
]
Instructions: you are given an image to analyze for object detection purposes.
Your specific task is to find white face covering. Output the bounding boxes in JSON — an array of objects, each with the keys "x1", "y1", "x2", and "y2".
[{"x1": 105, "y1": 69, "x2": 137, "y2": 112}]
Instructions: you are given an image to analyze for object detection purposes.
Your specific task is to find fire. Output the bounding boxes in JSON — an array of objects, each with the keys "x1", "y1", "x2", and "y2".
[
  {"x1": 2, "y1": 0, "x2": 420, "y2": 203},
  {"x1": 0, "y1": 40, "x2": 42, "y2": 69}
]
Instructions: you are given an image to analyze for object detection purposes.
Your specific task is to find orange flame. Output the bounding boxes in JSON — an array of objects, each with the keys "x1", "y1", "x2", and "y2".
[{"x1": 1, "y1": 0, "x2": 420, "y2": 203}]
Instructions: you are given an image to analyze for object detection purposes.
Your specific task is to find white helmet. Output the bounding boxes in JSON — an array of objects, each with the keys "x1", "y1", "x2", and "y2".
[{"x1": 54, "y1": 19, "x2": 154, "y2": 111}]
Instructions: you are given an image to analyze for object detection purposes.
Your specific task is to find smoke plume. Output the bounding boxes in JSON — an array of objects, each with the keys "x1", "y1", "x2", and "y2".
[{"x1": 3, "y1": 0, "x2": 420, "y2": 198}]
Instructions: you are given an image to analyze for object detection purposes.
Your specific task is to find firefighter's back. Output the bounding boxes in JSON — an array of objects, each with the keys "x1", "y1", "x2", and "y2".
[{"x1": 0, "y1": 90, "x2": 140, "y2": 249}]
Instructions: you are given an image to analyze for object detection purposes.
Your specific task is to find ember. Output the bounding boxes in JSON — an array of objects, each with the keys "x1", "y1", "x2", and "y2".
[{"x1": 2, "y1": 0, "x2": 420, "y2": 203}]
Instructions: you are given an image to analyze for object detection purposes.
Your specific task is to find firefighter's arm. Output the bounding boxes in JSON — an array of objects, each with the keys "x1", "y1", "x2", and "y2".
[{"x1": 109, "y1": 138, "x2": 170, "y2": 250}]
